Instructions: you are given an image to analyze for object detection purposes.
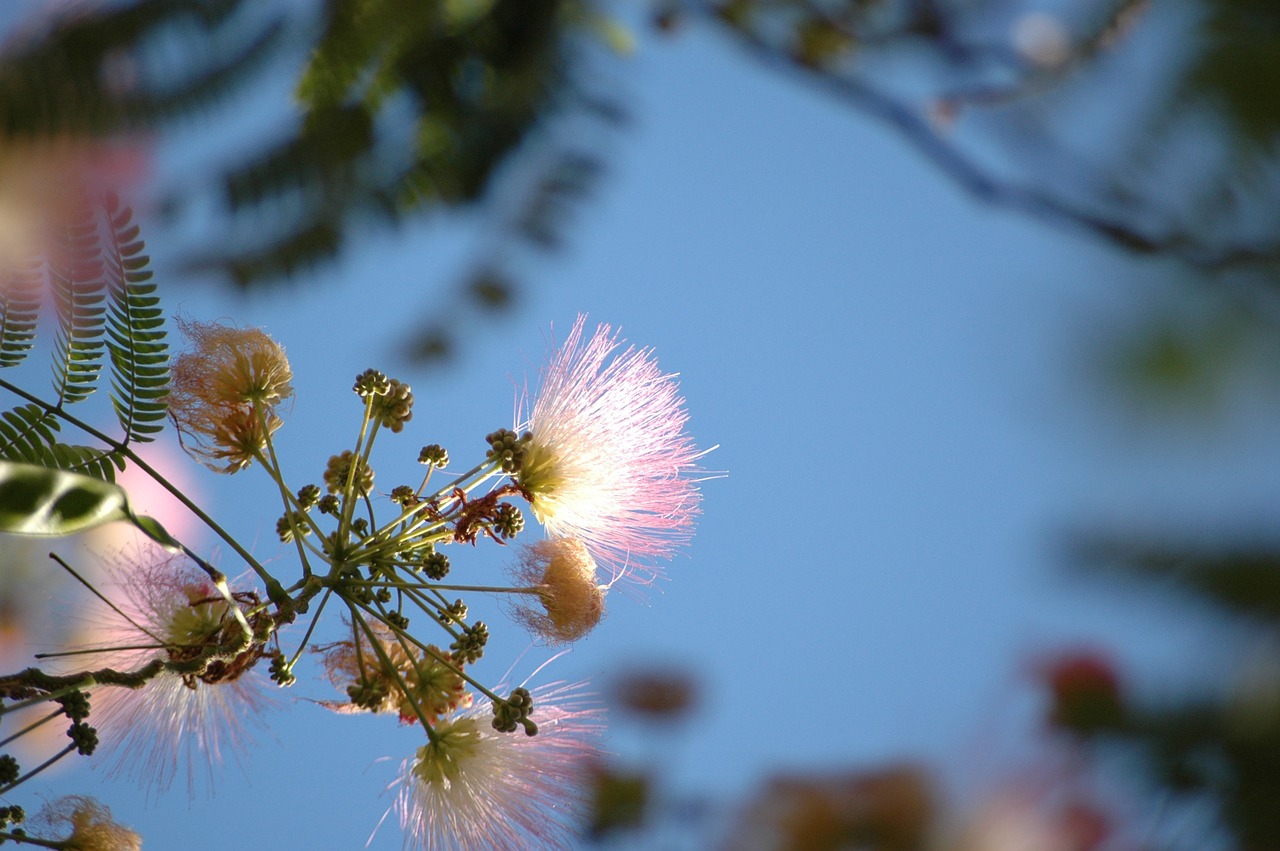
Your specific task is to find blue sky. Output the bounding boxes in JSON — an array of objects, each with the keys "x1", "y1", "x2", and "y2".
[{"x1": 7, "y1": 10, "x2": 1280, "y2": 850}]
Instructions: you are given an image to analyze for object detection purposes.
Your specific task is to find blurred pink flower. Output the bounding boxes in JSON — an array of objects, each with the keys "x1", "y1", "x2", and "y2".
[
  {"x1": 86, "y1": 438, "x2": 202, "y2": 552},
  {"x1": 947, "y1": 790, "x2": 1113, "y2": 851},
  {"x1": 76, "y1": 545, "x2": 270, "y2": 798},
  {"x1": 516, "y1": 316, "x2": 705, "y2": 585},
  {"x1": 390, "y1": 681, "x2": 604, "y2": 851}
]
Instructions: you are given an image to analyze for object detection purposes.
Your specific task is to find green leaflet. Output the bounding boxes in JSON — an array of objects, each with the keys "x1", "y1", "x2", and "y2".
[{"x1": 0, "y1": 460, "x2": 179, "y2": 550}]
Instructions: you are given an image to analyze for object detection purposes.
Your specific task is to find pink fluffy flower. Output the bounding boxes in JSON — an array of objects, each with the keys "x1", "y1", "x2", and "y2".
[
  {"x1": 73, "y1": 545, "x2": 270, "y2": 798},
  {"x1": 390, "y1": 681, "x2": 604, "y2": 851},
  {"x1": 515, "y1": 315, "x2": 705, "y2": 584}
]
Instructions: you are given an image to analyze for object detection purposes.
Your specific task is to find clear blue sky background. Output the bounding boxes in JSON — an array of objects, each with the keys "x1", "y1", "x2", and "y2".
[{"x1": 8, "y1": 10, "x2": 1280, "y2": 850}]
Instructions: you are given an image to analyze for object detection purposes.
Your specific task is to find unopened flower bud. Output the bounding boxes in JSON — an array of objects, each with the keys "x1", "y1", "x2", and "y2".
[
  {"x1": 492, "y1": 503, "x2": 524, "y2": 539},
  {"x1": 324, "y1": 450, "x2": 374, "y2": 495},
  {"x1": 373, "y1": 378, "x2": 414, "y2": 432},
  {"x1": 354, "y1": 368, "x2": 392, "y2": 398},
  {"x1": 485, "y1": 428, "x2": 529, "y2": 472},
  {"x1": 423, "y1": 552, "x2": 450, "y2": 580},
  {"x1": 418, "y1": 444, "x2": 449, "y2": 467},
  {"x1": 391, "y1": 485, "x2": 418, "y2": 507}
]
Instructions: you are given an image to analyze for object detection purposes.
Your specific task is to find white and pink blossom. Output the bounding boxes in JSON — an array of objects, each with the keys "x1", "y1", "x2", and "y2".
[
  {"x1": 391, "y1": 681, "x2": 604, "y2": 851},
  {"x1": 73, "y1": 545, "x2": 270, "y2": 798},
  {"x1": 517, "y1": 316, "x2": 705, "y2": 585}
]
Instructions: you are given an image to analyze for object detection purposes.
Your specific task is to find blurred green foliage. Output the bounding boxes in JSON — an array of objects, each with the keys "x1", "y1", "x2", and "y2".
[
  {"x1": 1185, "y1": 0, "x2": 1280, "y2": 151},
  {"x1": 3, "y1": 0, "x2": 1280, "y2": 359}
]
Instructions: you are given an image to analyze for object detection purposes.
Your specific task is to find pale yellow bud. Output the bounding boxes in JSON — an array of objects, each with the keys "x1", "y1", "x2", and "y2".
[{"x1": 514, "y1": 538, "x2": 605, "y2": 643}]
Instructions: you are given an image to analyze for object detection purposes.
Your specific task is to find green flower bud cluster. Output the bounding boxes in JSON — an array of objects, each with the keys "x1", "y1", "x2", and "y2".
[
  {"x1": 492, "y1": 503, "x2": 524, "y2": 539},
  {"x1": 68, "y1": 721, "x2": 97, "y2": 756},
  {"x1": 57, "y1": 690, "x2": 90, "y2": 722},
  {"x1": 485, "y1": 429, "x2": 531, "y2": 473},
  {"x1": 443, "y1": 599, "x2": 467, "y2": 624},
  {"x1": 348, "y1": 679, "x2": 390, "y2": 711},
  {"x1": 373, "y1": 379, "x2": 414, "y2": 433},
  {"x1": 0, "y1": 755, "x2": 18, "y2": 785},
  {"x1": 0, "y1": 804, "x2": 24, "y2": 831},
  {"x1": 353, "y1": 368, "x2": 392, "y2": 398},
  {"x1": 324, "y1": 450, "x2": 374, "y2": 496},
  {"x1": 277, "y1": 511, "x2": 311, "y2": 542},
  {"x1": 269, "y1": 653, "x2": 296, "y2": 687},
  {"x1": 390, "y1": 485, "x2": 418, "y2": 507},
  {"x1": 450, "y1": 621, "x2": 488, "y2": 663},
  {"x1": 492, "y1": 687, "x2": 537, "y2": 735},
  {"x1": 423, "y1": 552, "x2": 450, "y2": 580},
  {"x1": 418, "y1": 444, "x2": 449, "y2": 467}
]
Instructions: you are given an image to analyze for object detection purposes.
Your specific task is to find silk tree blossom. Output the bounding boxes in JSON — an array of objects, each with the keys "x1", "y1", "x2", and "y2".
[
  {"x1": 515, "y1": 315, "x2": 705, "y2": 584},
  {"x1": 74, "y1": 545, "x2": 271, "y2": 798},
  {"x1": 169, "y1": 319, "x2": 294, "y2": 473},
  {"x1": 316, "y1": 622, "x2": 471, "y2": 725},
  {"x1": 390, "y1": 681, "x2": 604, "y2": 851},
  {"x1": 511, "y1": 538, "x2": 605, "y2": 644},
  {"x1": 30, "y1": 796, "x2": 142, "y2": 851}
]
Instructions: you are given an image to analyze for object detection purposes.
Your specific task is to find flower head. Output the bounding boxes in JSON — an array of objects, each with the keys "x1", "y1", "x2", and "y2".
[
  {"x1": 515, "y1": 316, "x2": 704, "y2": 584},
  {"x1": 1033, "y1": 650, "x2": 1124, "y2": 734},
  {"x1": 317, "y1": 623, "x2": 470, "y2": 725},
  {"x1": 169, "y1": 319, "x2": 293, "y2": 473},
  {"x1": 31, "y1": 796, "x2": 142, "y2": 851},
  {"x1": 75, "y1": 545, "x2": 271, "y2": 798},
  {"x1": 511, "y1": 538, "x2": 605, "y2": 644},
  {"x1": 726, "y1": 765, "x2": 935, "y2": 851},
  {"x1": 392, "y1": 681, "x2": 604, "y2": 851}
]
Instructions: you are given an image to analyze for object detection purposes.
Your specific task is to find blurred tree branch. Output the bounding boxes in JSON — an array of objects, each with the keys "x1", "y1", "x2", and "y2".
[
  {"x1": 676, "y1": 0, "x2": 1280, "y2": 272},
  {"x1": 3, "y1": 0, "x2": 1280, "y2": 361}
]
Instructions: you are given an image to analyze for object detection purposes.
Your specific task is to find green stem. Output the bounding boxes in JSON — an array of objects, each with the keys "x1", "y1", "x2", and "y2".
[
  {"x1": 0, "y1": 832, "x2": 64, "y2": 849},
  {"x1": 0, "y1": 684, "x2": 91, "y2": 718},
  {"x1": 348, "y1": 580, "x2": 539, "y2": 595},
  {"x1": 394, "y1": 585, "x2": 461, "y2": 641},
  {"x1": 48, "y1": 553, "x2": 163, "y2": 644},
  {"x1": 372, "y1": 459, "x2": 499, "y2": 543},
  {"x1": 338, "y1": 397, "x2": 377, "y2": 541},
  {"x1": 288, "y1": 589, "x2": 332, "y2": 668},
  {"x1": 252, "y1": 418, "x2": 323, "y2": 576},
  {"x1": 349, "y1": 598, "x2": 505, "y2": 709},
  {"x1": 0, "y1": 708, "x2": 62, "y2": 748},
  {"x1": 0, "y1": 743, "x2": 76, "y2": 796},
  {"x1": 348, "y1": 606, "x2": 436, "y2": 738},
  {"x1": 34, "y1": 644, "x2": 170, "y2": 659}
]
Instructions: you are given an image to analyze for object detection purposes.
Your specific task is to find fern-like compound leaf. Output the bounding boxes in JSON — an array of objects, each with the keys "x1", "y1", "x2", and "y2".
[
  {"x1": 0, "y1": 404, "x2": 121, "y2": 482},
  {"x1": 0, "y1": 254, "x2": 42, "y2": 369},
  {"x1": 48, "y1": 198, "x2": 108, "y2": 407},
  {"x1": 102, "y1": 193, "x2": 169, "y2": 444}
]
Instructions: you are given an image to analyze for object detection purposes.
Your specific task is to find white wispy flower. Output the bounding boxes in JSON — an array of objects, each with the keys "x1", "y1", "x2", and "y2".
[
  {"x1": 516, "y1": 315, "x2": 706, "y2": 585},
  {"x1": 390, "y1": 681, "x2": 604, "y2": 851},
  {"x1": 30, "y1": 796, "x2": 142, "y2": 851},
  {"x1": 74, "y1": 545, "x2": 270, "y2": 798}
]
